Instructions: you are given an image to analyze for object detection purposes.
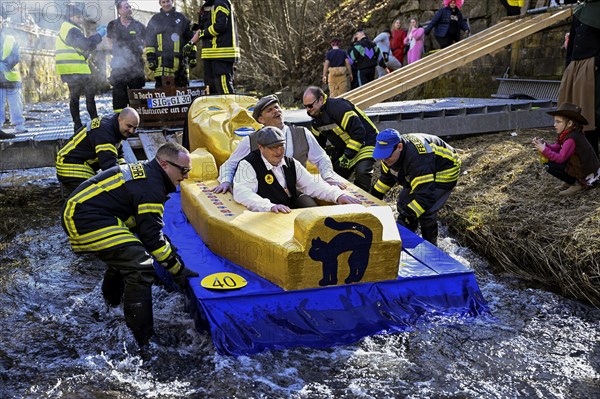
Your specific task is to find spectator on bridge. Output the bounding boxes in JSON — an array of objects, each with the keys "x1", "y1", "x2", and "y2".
[
  {"x1": 107, "y1": 0, "x2": 146, "y2": 113},
  {"x1": 0, "y1": 8, "x2": 27, "y2": 138},
  {"x1": 54, "y1": 4, "x2": 106, "y2": 132},
  {"x1": 557, "y1": 0, "x2": 600, "y2": 157},
  {"x1": 390, "y1": 18, "x2": 407, "y2": 66},
  {"x1": 373, "y1": 30, "x2": 402, "y2": 78},
  {"x1": 347, "y1": 28, "x2": 386, "y2": 87},
  {"x1": 322, "y1": 38, "x2": 352, "y2": 97},
  {"x1": 404, "y1": 18, "x2": 425, "y2": 65},
  {"x1": 425, "y1": 0, "x2": 470, "y2": 49},
  {"x1": 532, "y1": 103, "x2": 600, "y2": 196}
]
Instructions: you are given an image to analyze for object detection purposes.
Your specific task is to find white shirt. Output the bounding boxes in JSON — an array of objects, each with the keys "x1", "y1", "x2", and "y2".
[
  {"x1": 218, "y1": 124, "x2": 336, "y2": 184},
  {"x1": 233, "y1": 154, "x2": 344, "y2": 212}
]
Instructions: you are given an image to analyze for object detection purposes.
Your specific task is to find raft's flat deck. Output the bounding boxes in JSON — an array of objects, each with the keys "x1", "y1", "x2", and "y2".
[{"x1": 162, "y1": 192, "x2": 489, "y2": 356}]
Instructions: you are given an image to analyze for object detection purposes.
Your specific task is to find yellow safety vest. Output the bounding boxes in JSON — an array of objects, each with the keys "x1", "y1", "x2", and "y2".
[
  {"x1": 507, "y1": 0, "x2": 524, "y2": 7},
  {"x1": 54, "y1": 21, "x2": 91, "y2": 76},
  {"x1": 1, "y1": 35, "x2": 21, "y2": 82}
]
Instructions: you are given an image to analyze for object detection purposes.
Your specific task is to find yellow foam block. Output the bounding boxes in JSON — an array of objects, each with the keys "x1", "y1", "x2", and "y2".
[
  {"x1": 181, "y1": 149, "x2": 401, "y2": 291},
  {"x1": 187, "y1": 95, "x2": 262, "y2": 168}
]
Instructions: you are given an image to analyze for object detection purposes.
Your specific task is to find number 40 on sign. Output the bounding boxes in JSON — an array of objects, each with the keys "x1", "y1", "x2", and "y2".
[{"x1": 201, "y1": 272, "x2": 247, "y2": 290}]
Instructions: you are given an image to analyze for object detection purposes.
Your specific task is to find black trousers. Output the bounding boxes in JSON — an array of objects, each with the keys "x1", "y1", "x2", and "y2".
[
  {"x1": 110, "y1": 73, "x2": 145, "y2": 112},
  {"x1": 65, "y1": 76, "x2": 97, "y2": 130},
  {"x1": 545, "y1": 161, "x2": 577, "y2": 185},
  {"x1": 334, "y1": 157, "x2": 375, "y2": 192},
  {"x1": 96, "y1": 244, "x2": 157, "y2": 346},
  {"x1": 203, "y1": 60, "x2": 235, "y2": 94}
]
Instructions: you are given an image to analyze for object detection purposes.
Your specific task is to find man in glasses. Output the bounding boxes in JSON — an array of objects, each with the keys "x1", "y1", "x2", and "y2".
[
  {"x1": 56, "y1": 107, "x2": 141, "y2": 197},
  {"x1": 62, "y1": 142, "x2": 198, "y2": 349},
  {"x1": 213, "y1": 94, "x2": 345, "y2": 194},
  {"x1": 303, "y1": 86, "x2": 377, "y2": 192},
  {"x1": 232, "y1": 126, "x2": 360, "y2": 213}
]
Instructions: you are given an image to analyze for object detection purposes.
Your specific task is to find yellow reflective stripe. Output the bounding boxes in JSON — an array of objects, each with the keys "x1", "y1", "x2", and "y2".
[
  {"x1": 56, "y1": 163, "x2": 95, "y2": 179},
  {"x1": 56, "y1": 128, "x2": 89, "y2": 164},
  {"x1": 355, "y1": 107, "x2": 378, "y2": 131},
  {"x1": 346, "y1": 139, "x2": 362, "y2": 152},
  {"x1": 63, "y1": 173, "x2": 125, "y2": 237},
  {"x1": 138, "y1": 203, "x2": 164, "y2": 215},
  {"x1": 70, "y1": 224, "x2": 129, "y2": 244},
  {"x1": 124, "y1": 215, "x2": 136, "y2": 229},
  {"x1": 408, "y1": 200, "x2": 425, "y2": 217},
  {"x1": 71, "y1": 233, "x2": 141, "y2": 252},
  {"x1": 95, "y1": 143, "x2": 118, "y2": 155},
  {"x1": 311, "y1": 127, "x2": 320, "y2": 136},
  {"x1": 118, "y1": 158, "x2": 127, "y2": 165},
  {"x1": 333, "y1": 126, "x2": 350, "y2": 142},
  {"x1": 348, "y1": 146, "x2": 374, "y2": 167},
  {"x1": 381, "y1": 161, "x2": 390, "y2": 173},
  {"x1": 157, "y1": 34, "x2": 162, "y2": 52},
  {"x1": 145, "y1": 47, "x2": 156, "y2": 54},
  {"x1": 373, "y1": 180, "x2": 391, "y2": 195},
  {"x1": 436, "y1": 166, "x2": 461, "y2": 183},
  {"x1": 221, "y1": 75, "x2": 229, "y2": 94},
  {"x1": 410, "y1": 173, "x2": 434, "y2": 191},
  {"x1": 201, "y1": 48, "x2": 240, "y2": 58},
  {"x1": 151, "y1": 243, "x2": 172, "y2": 262},
  {"x1": 340, "y1": 110, "x2": 358, "y2": 131}
]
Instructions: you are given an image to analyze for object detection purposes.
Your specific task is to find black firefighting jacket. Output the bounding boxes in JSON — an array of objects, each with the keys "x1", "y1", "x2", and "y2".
[
  {"x1": 372, "y1": 133, "x2": 461, "y2": 218},
  {"x1": 309, "y1": 95, "x2": 377, "y2": 166},
  {"x1": 61, "y1": 158, "x2": 177, "y2": 264},
  {"x1": 145, "y1": 8, "x2": 193, "y2": 77},
  {"x1": 56, "y1": 114, "x2": 126, "y2": 184},
  {"x1": 199, "y1": 0, "x2": 240, "y2": 62}
]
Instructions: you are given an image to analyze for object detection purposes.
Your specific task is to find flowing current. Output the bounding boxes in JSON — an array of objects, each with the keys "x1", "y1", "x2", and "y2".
[{"x1": 0, "y1": 171, "x2": 599, "y2": 399}]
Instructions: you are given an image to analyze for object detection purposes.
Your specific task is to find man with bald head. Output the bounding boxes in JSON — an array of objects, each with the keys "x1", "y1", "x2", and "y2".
[{"x1": 56, "y1": 107, "x2": 140, "y2": 195}]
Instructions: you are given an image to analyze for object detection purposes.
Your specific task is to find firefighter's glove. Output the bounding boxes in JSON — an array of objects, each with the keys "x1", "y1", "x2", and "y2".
[
  {"x1": 96, "y1": 24, "x2": 107, "y2": 38},
  {"x1": 338, "y1": 154, "x2": 351, "y2": 170},
  {"x1": 147, "y1": 54, "x2": 158, "y2": 71},
  {"x1": 163, "y1": 255, "x2": 198, "y2": 289},
  {"x1": 397, "y1": 209, "x2": 419, "y2": 232},
  {"x1": 182, "y1": 41, "x2": 195, "y2": 57}
]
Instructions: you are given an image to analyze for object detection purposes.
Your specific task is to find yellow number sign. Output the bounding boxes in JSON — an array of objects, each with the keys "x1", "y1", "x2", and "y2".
[{"x1": 200, "y1": 272, "x2": 247, "y2": 290}]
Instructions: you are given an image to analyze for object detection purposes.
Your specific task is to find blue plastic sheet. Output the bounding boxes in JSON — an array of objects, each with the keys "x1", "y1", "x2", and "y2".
[{"x1": 163, "y1": 192, "x2": 489, "y2": 356}]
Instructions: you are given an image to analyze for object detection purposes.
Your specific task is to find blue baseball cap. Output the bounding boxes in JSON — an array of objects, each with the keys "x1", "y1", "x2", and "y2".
[{"x1": 372, "y1": 129, "x2": 401, "y2": 159}]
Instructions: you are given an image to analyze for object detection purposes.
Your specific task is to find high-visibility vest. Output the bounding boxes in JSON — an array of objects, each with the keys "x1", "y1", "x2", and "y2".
[
  {"x1": 1, "y1": 35, "x2": 21, "y2": 82},
  {"x1": 507, "y1": 0, "x2": 524, "y2": 7},
  {"x1": 54, "y1": 21, "x2": 91, "y2": 75}
]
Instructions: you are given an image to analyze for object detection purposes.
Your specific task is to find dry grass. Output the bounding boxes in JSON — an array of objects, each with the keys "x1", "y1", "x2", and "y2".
[{"x1": 440, "y1": 128, "x2": 600, "y2": 306}]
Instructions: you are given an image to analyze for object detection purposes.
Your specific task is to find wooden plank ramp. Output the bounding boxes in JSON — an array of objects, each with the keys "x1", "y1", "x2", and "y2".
[{"x1": 341, "y1": 7, "x2": 572, "y2": 110}]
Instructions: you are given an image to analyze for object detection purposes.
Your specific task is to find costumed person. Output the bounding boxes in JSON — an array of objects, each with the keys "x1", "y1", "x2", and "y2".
[
  {"x1": 213, "y1": 94, "x2": 344, "y2": 195},
  {"x1": 106, "y1": 0, "x2": 146, "y2": 112},
  {"x1": 0, "y1": 8, "x2": 27, "y2": 139},
  {"x1": 232, "y1": 126, "x2": 360, "y2": 213},
  {"x1": 322, "y1": 38, "x2": 352, "y2": 97},
  {"x1": 303, "y1": 86, "x2": 377, "y2": 192},
  {"x1": 145, "y1": 0, "x2": 194, "y2": 88},
  {"x1": 532, "y1": 103, "x2": 600, "y2": 196},
  {"x1": 56, "y1": 107, "x2": 140, "y2": 196},
  {"x1": 371, "y1": 129, "x2": 461, "y2": 246},
  {"x1": 55, "y1": 4, "x2": 106, "y2": 132},
  {"x1": 425, "y1": 0, "x2": 470, "y2": 49},
  {"x1": 557, "y1": 0, "x2": 600, "y2": 157},
  {"x1": 404, "y1": 18, "x2": 425, "y2": 65},
  {"x1": 188, "y1": 0, "x2": 240, "y2": 94},
  {"x1": 61, "y1": 142, "x2": 199, "y2": 348},
  {"x1": 347, "y1": 28, "x2": 386, "y2": 87},
  {"x1": 390, "y1": 18, "x2": 407, "y2": 66},
  {"x1": 373, "y1": 29, "x2": 402, "y2": 77}
]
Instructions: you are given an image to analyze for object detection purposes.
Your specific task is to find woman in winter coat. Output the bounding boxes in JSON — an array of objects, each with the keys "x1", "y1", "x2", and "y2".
[
  {"x1": 424, "y1": 0, "x2": 470, "y2": 49},
  {"x1": 404, "y1": 18, "x2": 425, "y2": 64}
]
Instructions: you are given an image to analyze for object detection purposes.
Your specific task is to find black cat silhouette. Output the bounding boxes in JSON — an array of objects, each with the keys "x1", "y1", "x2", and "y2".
[{"x1": 309, "y1": 217, "x2": 373, "y2": 286}]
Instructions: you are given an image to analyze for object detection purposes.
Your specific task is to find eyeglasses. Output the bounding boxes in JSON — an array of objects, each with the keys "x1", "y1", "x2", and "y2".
[
  {"x1": 163, "y1": 159, "x2": 191, "y2": 175},
  {"x1": 303, "y1": 98, "x2": 319, "y2": 109}
]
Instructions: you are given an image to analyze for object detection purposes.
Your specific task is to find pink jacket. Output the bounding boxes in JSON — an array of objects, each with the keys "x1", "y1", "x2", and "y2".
[{"x1": 404, "y1": 27, "x2": 425, "y2": 64}]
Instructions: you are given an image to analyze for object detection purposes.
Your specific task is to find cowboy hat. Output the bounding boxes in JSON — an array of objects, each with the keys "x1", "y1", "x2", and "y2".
[{"x1": 547, "y1": 103, "x2": 588, "y2": 125}]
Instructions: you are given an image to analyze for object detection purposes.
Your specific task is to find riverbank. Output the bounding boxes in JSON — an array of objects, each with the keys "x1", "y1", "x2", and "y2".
[{"x1": 442, "y1": 128, "x2": 600, "y2": 307}]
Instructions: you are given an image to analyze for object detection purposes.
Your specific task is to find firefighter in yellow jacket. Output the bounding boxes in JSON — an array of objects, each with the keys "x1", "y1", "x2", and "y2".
[
  {"x1": 61, "y1": 142, "x2": 198, "y2": 348},
  {"x1": 54, "y1": 4, "x2": 106, "y2": 132}
]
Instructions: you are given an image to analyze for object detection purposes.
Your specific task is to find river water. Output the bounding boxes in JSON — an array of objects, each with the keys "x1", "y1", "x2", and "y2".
[{"x1": 0, "y1": 169, "x2": 598, "y2": 399}]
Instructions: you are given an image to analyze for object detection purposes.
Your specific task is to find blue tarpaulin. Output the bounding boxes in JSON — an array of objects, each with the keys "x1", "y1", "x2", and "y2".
[{"x1": 162, "y1": 192, "x2": 489, "y2": 356}]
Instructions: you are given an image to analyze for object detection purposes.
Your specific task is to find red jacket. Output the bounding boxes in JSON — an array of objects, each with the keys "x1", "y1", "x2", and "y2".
[{"x1": 390, "y1": 28, "x2": 407, "y2": 62}]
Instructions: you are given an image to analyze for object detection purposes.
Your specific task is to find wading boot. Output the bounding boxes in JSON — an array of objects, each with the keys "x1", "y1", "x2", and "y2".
[
  {"x1": 123, "y1": 285, "x2": 154, "y2": 347},
  {"x1": 101, "y1": 268, "x2": 125, "y2": 307}
]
